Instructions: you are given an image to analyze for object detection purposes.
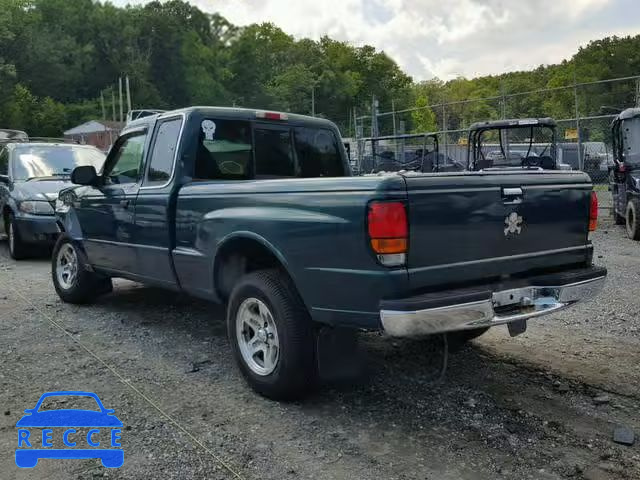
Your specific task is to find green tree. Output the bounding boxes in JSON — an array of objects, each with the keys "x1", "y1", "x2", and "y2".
[
  {"x1": 411, "y1": 95, "x2": 437, "y2": 133},
  {"x1": 4, "y1": 84, "x2": 39, "y2": 131},
  {"x1": 3, "y1": 0, "x2": 640, "y2": 140},
  {"x1": 34, "y1": 97, "x2": 67, "y2": 136},
  {"x1": 267, "y1": 64, "x2": 316, "y2": 113}
]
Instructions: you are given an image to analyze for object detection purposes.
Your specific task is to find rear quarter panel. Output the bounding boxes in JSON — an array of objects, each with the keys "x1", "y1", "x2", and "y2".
[{"x1": 174, "y1": 175, "x2": 408, "y2": 328}]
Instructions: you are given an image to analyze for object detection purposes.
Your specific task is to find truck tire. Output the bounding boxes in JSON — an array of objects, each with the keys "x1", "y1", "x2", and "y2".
[
  {"x1": 227, "y1": 269, "x2": 316, "y2": 400},
  {"x1": 7, "y1": 213, "x2": 30, "y2": 260},
  {"x1": 626, "y1": 199, "x2": 640, "y2": 240},
  {"x1": 447, "y1": 327, "x2": 490, "y2": 352},
  {"x1": 51, "y1": 235, "x2": 112, "y2": 304}
]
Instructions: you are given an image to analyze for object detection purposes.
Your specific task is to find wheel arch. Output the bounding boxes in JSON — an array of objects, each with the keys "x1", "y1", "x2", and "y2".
[{"x1": 212, "y1": 232, "x2": 304, "y2": 305}]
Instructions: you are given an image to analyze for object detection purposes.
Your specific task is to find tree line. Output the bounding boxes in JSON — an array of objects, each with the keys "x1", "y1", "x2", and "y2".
[{"x1": 1, "y1": 0, "x2": 639, "y2": 139}]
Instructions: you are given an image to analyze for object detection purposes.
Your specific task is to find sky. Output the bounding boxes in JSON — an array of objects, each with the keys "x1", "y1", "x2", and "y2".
[{"x1": 112, "y1": 0, "x2": 640, "y2": 81}]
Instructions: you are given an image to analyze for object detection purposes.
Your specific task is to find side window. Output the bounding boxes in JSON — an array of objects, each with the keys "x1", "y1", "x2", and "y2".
[
  {"x1": 294, "y1": 127, "x2": 344, "y2": 177},
  {"x1": 106, "y1": 133, "x2": 146, "y2": 184},
  {"x1": 194, "y1": 119, "x2": 252, "y2": 180},
  {"x1": 0, "y1": 148, "x2": 8, "y2": 175},
  {"x1": 146, "y1": 118, "x2": 182, "y2": 186},
  {"x1": 254, "y1": 128, "x2": 295, "y2": 178}
]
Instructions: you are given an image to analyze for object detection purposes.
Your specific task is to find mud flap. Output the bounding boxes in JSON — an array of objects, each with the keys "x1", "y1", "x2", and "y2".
[
  {"x1": 316, "y1": 327, "x2": 364, "y2": 382},
  {"x1": 508, "y1": 319, "x2": 527, "y2": 337}
]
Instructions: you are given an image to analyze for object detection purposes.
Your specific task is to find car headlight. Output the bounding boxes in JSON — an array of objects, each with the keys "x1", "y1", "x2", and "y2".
[
  {"x1": 55, "y1": 198, "x2": 71, "y2": 214},
  {"x1": 18, "y1": 200, "x2": 55, "y2": 215}
]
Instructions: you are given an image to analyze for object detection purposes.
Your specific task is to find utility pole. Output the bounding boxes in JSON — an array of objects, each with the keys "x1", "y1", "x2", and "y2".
[
  {"x1": 118, "y1": 76, "x2": 124, "y2": 123},
  {"x1": 371, "y1": 95, "x2": 379, "y2": 137},
  {"x1": 311, "y1": 85, "x2": 315, "y2": 117},
  {"x1": 125, "y1": 76, "x2": 132, "y2": 114},
  {"x1": 100, "y1": 90, "x2": 107, "y2": 150},
  {"x1": 111, "y1": 90, "x2": 116, "y2": 123},
  {"x1": 353, "y1": 107, "x2": 358, "y2": 139},
  {"x1": 110, "y1": 89, "x2": 116, "y2": 147},
  {"x1": 635, "y1": 77, "x2": 640, "y2": 107},
  {"x1": 391, "y1": 99, "x2": 397, "y2": 137},
  {"x1": 100, "y1": 91, "x2": 106, "y2": 121}
]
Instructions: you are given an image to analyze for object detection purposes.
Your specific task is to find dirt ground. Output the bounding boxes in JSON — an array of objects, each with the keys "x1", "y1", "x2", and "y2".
[{"x1": 1, "y1": 193, "x2": 639, "y2": 480}]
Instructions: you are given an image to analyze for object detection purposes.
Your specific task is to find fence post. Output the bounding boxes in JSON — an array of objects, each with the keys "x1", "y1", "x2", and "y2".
[
  {"x1": 441, "y1": 100, "x2": 448, "y2": 160},
  {"x1": 353, "y1": 107, "x2": 360, "y2": 171},
  {"x1": 574, "y1": 83, "x2": 583, "y2": 170},
  {"x1": 500, "y1": 80, "x2": 507, "y2": 119}
]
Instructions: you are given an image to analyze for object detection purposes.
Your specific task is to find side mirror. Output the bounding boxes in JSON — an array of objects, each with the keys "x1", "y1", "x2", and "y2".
[{"x1": 71, "y1": 165, "x2": 98, "y2": 186}]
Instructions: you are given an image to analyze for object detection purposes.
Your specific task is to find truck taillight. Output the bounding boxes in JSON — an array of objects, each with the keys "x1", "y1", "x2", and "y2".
[
  {"x1": 368, "y1": 201, "x2": 407, "y2": 266},
  {"x1": 589, "y1": 191, "x2": 598, "y2": 232}
]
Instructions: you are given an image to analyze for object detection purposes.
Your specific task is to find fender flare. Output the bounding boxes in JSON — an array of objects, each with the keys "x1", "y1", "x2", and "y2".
[{"x1": 212, "y1": 231, "x2": 302, "y2": 302}]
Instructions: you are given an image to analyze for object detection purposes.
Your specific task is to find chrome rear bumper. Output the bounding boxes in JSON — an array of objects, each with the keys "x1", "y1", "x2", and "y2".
[{"x1": 380, "y1": 274, "x2": 606, "y2": 337}]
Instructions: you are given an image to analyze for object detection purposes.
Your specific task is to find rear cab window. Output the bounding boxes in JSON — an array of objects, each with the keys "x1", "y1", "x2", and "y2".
[
  {"x1": 254, "y1": 127, "x2": 295, "y2": 178},
  {"x1": 195, "y1": 120, "x2": 253, "y2": 180},
  {"x1": 192, "y1": 116, "x2": 346, "y2": 181},
  {"x1": 294, "y1": 127, "x2": 344, "y2": 177}
]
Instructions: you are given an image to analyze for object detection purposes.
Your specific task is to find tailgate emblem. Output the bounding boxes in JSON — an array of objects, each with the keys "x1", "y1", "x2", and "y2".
[{"x1": 504, "y1": 212, "x2": 523, "y2": 236}]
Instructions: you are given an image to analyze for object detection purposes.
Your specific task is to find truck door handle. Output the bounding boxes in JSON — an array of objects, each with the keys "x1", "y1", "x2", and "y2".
[
  {"x1": 120, "y1": 199, "x2": 130, "y2": 208},
  {"x1": 502, "y1": 187, "x2": 523, "y2": 205}
]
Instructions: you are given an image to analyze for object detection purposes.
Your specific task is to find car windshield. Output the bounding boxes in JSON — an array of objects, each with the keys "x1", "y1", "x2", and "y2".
[
  {"x1": 476, "y1": 125, "x2": 556, "y2": 168},
  {"x1": 0, "y1": 129, "x2": 28, "y2": 141},
  {"x1": 37, "y1": 395, "x2": 101, "y2": 412},
  {"x1": 12, "y1": 145, "x2": 105, "y2": 181}
]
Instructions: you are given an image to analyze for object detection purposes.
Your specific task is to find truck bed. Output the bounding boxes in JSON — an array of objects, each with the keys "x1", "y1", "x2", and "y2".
[{"x1": 173, "y1": 170, "x2": 596, "y2": 330}]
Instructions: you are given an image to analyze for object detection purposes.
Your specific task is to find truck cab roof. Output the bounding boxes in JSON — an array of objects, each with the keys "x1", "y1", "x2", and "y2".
[
  {"x1": 616, "y1": 108, "x2": 640, "y2": 121},
  {"x1": 124, "y1": 106, "x2": 337, "y2": 131}
]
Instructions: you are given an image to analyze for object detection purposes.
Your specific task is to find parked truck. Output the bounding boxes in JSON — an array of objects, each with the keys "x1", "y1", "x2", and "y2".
[
  {"x1": 609, "y1": 108, "x2": 640, "y2": 239},
  {"x1": 52, "y1": 107, "x2": 606, "y2": 400}
]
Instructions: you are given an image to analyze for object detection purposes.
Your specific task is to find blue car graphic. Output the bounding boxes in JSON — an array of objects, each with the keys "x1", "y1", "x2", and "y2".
[{"x1": 15, "y1": 391, "x2": 123, "y2": 468}]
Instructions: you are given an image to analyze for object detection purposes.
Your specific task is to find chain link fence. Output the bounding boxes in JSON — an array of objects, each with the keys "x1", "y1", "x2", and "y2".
[{"x1": 346, "y1": 75, "x2": 640, "y2": 183}]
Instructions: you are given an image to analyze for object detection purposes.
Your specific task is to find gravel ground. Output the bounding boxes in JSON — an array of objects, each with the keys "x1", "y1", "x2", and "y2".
[{"x1": 1, "y1": 191, "x2": 639, "y2": 480}]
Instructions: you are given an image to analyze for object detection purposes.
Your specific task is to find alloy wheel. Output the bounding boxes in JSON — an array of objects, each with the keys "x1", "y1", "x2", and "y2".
[
  {"x1": 236, "y1": 297, "x2": 280, "y2": 376},
  {"x1": 56, "y1": 243, "x2": 79, "y2": 290}
]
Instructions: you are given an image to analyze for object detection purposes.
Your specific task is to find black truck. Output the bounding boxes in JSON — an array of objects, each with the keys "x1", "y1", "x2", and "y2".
[{"x1": 609, "y1": 108, "x2": 640, "y2": 239}]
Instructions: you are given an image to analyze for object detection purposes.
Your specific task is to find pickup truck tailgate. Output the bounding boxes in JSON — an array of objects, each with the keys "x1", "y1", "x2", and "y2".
[{"x1": 403, "y1": 171, "x2": 593, "y2": 289}]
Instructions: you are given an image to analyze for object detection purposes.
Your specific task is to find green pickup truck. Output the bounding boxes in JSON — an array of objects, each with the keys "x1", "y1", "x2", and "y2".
[{"x1": 52, "y1": 107, "x2": 606, "y2": 400}]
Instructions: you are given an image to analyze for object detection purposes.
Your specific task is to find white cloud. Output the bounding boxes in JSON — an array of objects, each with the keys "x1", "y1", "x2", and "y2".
[{"x1": 112, "y1": 0, "x2": 639, "y2": 80}]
